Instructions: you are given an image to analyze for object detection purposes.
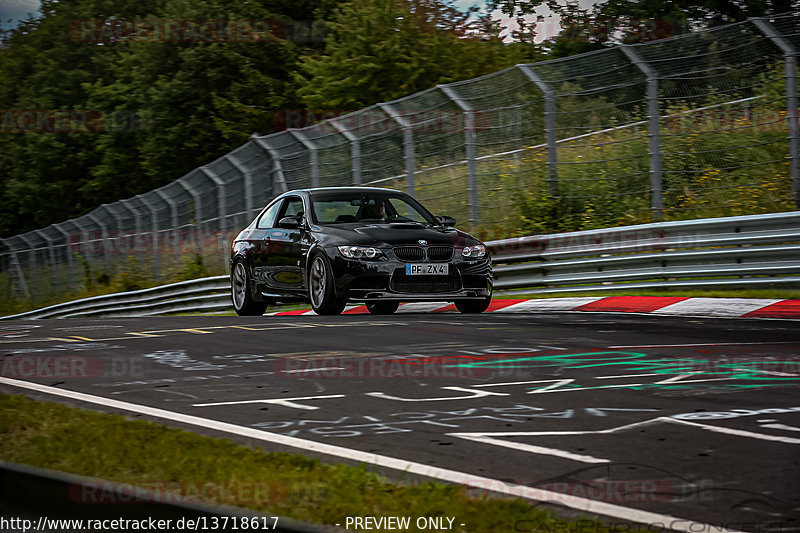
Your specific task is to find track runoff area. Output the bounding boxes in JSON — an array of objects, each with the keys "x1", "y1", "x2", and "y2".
[{"x1": 0, "y1": 309, "x2": 798, "y2": 533}]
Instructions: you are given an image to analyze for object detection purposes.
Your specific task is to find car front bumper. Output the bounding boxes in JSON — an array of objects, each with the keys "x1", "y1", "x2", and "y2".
[{"x1": 328, "y1": 250, "x2": 493, "y2": 302}]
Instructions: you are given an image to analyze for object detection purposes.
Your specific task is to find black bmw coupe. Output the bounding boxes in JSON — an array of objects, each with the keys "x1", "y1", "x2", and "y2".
[{"x1": 229, "y1": 187, "x2": 493, "y2": 316}]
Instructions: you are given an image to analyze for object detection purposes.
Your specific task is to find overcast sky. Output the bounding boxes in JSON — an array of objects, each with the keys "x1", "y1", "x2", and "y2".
[{"x1": 0, "y1": 0, "x2": 39, "y2": 30}]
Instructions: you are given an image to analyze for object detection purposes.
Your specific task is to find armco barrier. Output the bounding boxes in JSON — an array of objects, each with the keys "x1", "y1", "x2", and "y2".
[
  {"x1": 2, "y1": 212, "x2": 798, "y2": 319},
  {"x1": 0, "y1": 461, "x2": 341, "y2": 533},
  {"x1": 490, "y1": 211, "x2": 800, "y2": 293},
  {"x1": 1, "y1": 276, "x2": 230, "y2": 320}
]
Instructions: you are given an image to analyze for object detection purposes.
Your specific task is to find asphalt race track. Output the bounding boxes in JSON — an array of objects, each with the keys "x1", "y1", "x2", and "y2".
[{"x1": 1, "y1": 312, "x2": 799, "y2": 532}]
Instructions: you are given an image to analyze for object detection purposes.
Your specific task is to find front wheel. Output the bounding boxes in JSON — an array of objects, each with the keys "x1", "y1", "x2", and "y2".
[
  {"x1": 308, "y1": 254, "x2": 346, "y2": 315},
  {"x1": 455, "y1": 297, "x2": 491, "y2": 314},
  {"x1": 231, "y1": 261, "x2": 267, "y2": 316},
  {"x1": 366, "y1": 301, "x2": 399, "y2": 315}
]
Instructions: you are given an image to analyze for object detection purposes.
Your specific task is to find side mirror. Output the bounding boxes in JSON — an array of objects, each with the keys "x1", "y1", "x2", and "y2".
[
  {"x1": 277, "y1": 216, "x2": 301, "y2": 229},
  {"x1": 437, "y1": 215, "x2": 456, "y2": 227}
]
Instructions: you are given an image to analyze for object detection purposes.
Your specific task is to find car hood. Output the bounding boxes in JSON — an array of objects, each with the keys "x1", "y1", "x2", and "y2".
[{"x1": 316, "y1": 222, "x2": 481, "y2": 247}]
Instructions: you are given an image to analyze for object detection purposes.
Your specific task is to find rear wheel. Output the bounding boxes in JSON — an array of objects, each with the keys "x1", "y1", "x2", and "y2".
[
  {"x1": 231, "y1": 261, "x2": 267, "y2": 316},
  {"x1": 309, "y1": 254, "x2": 346, "y2": 315},
  {"x1": 455, "y1": 297, "x2": 491, "y2": 314},
  {"x1": 366, "y1": 301, "x2": 399, "y2": 315}
]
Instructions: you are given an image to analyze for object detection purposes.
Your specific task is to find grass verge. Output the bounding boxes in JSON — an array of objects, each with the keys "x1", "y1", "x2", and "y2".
[{"x1": 0, "y1": 393, "x2": 602, "y2": 532}]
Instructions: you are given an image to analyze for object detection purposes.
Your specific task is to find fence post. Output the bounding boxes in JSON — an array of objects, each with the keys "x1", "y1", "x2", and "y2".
[
  {"x1": 2, "y1": 247, "x2": 29, "y2": 299},
  {"x1": 200, "y1": 167, "x2": 229, "y2": 271},
  {"x1": 200, "y1": 167, "x2": 227, "y2": 232},
  {"x1": 379, "y1": 103, "x2": 416, "y2": 197},
  {"x1": 518, "y1": 65, "x2": 559, "y2": 198},
  {"x1": 155, "y1": 189, "x2": 181, "y2": 262},
  {"x1": 52, "y1": 224, "x2": 76, "y2": 291},
  {"x1": 331, "y1": 119, "x2": 362, "y2": 185},
  {"x1": 119, "y1": 199, "x2": 144, "y2": 261},
  {"x1": 37, "y1": 230, "x2": 58, "y2": 291},
  {"x1": 13, "y1": 237, "x2": 35, "y2": 300},
  {"x1": 106, "y1": 205, "x2": 125, "y2": 263},
  {"x1": 227, "y1": 154, "x2": 256, "y2": 221},
  {"x1": 438, "y1": 84, "x2": 479, "y2": 227},
  {"x1": 177, "y1": 180, "x2": 205, "y2": 256},
  {"x1": 137, "y1": 195, "x2": 160, "y2": 281},
  {"x1": 253, "y1": 136, "x2": 289, "y2": 194},
  {"x1": 751, "y1": 17, "x2": 799, "y2": 207},
  {"x1": 288, "y1": 130, "x2": 319, "y2": 188},
  {"x1": 72, "y1": 219, "x2": 92, "y2": 288},
  {"x1": 86, "y1": 211, "x2": 111, "y2": 275},
  {"x1": 74, "y1": 221, "x2": 91, "y2": 264},
  {"x1": 0, "y1": 244, "x2": 9, "y2": 302},
  {"x1": 618, "y1": 45, "x2": 664, "y2": 220}
]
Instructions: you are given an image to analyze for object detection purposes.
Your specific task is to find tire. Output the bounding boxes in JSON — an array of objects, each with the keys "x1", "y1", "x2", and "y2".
[
  {"x1": 308, "y1": 253, "x2": 346, "y2": 315},
  {"x1": 366, "y1": 301, "x2": 399, "y2": 315},
  {"x1": 455, "y1": 297, "x2": 491, "y2": 314},
  {"x1": 231, "y1": 260, "x2": 267, "y2": 316}
]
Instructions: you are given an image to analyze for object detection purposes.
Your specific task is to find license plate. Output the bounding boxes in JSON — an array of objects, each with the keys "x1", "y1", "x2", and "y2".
[{"x1": 405, "y1": 263, "x2": 449, "y2": 275}]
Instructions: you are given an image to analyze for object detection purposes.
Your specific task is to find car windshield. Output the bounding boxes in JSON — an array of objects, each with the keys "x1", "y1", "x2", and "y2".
[{"x1": 311, "y1": 192, "x2": 437, "y2": 225}]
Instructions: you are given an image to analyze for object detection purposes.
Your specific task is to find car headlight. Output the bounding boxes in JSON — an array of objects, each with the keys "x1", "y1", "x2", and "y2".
[
  {"x1": 338, "y1": 246, "x2": 382, "y2": 260},
  {"x1": 462, "y1": 244, "x2": 486, "y2": 258}
]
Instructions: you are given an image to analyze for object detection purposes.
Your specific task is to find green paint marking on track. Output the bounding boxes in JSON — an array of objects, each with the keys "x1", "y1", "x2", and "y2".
[{"x1": 446, "y1": 351, "x2": 800, "y2": 392}]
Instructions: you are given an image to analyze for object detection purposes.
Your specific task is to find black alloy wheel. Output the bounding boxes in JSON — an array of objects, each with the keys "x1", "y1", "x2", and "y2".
[
  {"x1": 308, "y1": 253, "x2": 346, "y2": 315},
  {"x1": 231, "y1": 261, "x2": 267, "y2": 316}
]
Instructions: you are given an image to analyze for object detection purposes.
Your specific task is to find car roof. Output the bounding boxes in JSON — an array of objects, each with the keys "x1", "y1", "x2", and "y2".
[
  {"x1": 303, "y1": 187, "x2": 404, "y2": 194},
  {"x1": 276, "y1": 187, "x2": 410, "y2": 199}
]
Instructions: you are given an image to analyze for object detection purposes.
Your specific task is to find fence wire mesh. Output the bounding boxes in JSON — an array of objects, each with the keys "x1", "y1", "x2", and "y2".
[{"x1": 2, "y1": 14, "x2": 798, "y2": 309}]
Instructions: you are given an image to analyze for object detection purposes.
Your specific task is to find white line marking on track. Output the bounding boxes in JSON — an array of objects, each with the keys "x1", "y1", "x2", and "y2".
[
  {"x1": 281, "y1": 367, "x2": 347, "y2": 374},
  {"x1": 194, "y1": 394, "x2": 345, "y2": 410},
  {"x1": 473, "y1": 380, "x2": 570, "y2": 388},
  {"x1": 759, "y1": 423, "x2": 800, "y2": 433},
  {"x1": 451, "y1": 433, "x2": 610, "y2": 463},
  {"x1": 669, "y1": 418, "x2": 800, "y2": 444},
  {"x1": 453, "y1": 417, "x2": 800, "y2": 447},
  {"x1": 0, "y1": 377, "x2": 748, "y2": 533},
  {"x1": 607, "y1": 341, "x2": 800, "y2": 349},
  {"x1": 366, "y1": 386, "x2": 509, "y2": 402},
  {"x1": 596, "y1": 373, "x2": 661, "y2": 379}
]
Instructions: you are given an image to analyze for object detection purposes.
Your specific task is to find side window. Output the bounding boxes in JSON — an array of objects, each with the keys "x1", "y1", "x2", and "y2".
[
  {"x1": 279, "y1": 197, "x2": 305, "y2": 219},
  {"x1": 256, "y1": 201, "x2": 281, "y2": 229}
]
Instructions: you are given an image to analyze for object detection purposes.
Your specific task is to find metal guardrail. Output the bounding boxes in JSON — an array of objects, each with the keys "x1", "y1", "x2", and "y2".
[
  {"x1": 2, "y1": 212, "x2": 798, "y2": 319},
  {"x1": 1, "y1": 276, "x2": 230, "y2": 320},
  {"x1": 490, "y1": 211, "x2": 800, "y2": 293}
]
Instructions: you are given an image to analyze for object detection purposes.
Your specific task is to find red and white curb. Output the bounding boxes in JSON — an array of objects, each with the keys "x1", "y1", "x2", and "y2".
[{"x1": 267, "y1": 296, "x2": 800, "y2": 319}]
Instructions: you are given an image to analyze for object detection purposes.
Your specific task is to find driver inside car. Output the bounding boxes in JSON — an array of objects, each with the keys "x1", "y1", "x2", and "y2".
[{"x1": 360, "y1": 199, "x2": 387, "y2": 221}]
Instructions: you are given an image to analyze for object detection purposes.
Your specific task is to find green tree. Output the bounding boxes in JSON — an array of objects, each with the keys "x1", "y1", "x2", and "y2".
[
  {"x1": 0, "y1": 0, "x2": 544, "y2": 238},
  {"x1": 0, "y1": 0, "x2": 342, "y2": 237},
  {"x1": 0, "y1": 0, "x2": 165, "y2": 235},
  {"x1": 294, "y1": 0, "x2": 540, "y2": 110}
]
